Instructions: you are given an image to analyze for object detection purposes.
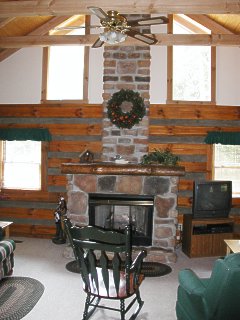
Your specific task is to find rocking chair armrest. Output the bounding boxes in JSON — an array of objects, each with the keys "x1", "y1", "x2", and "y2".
[{"x1": 130, "y1": 249, "x2": 147, "y2": 273}]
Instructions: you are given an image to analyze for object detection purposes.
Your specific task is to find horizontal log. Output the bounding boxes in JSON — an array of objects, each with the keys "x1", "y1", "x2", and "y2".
[
  {"x1": 0, "y1": 123, "x2": 102, "y2": 136},
  {"x1": 0, "y1": 34, "x2": 240, "y2": 48},
  {"x1": 1, "y1": 0, "x2": 239, "y2": 17},
  {"x1": 1, "y1": 103, "x2": 239, "y2": 121},
  {"x1": 149, "y1": 125, "x2": 240, "y2": 136},
  {"x1": 11, "y1": 224, "x2": 55, "y2": 238},
  {"x1": 0, "y1": 207, "x2": 53, "y2": 220},
  {"x1": 150, "y1": 104, "x2": 240, "y2": 120},
  {"x1": 178, "y1": 196, "x2": 193, "y2": 207},
  {"x1": 230, "y1": 215, "x2": 240, "y2": 224},
  {"x1": 48, "y1": 158, "x2": 79, "y2": 168},
  {"x1": 232, "y1": 198, "x2": 240, "y2": 207},
  {"x1": 0, "y1": 189, "x2": 63, "y2": 202},
  {"x1": 49, "y1": 141, "x2": 102, "y2": 152},
  {"x1": 48, "y1": 175, "x2": 67, "y2": 186},
  {"x1": 179, "y1": 161, "x2": 207, "y2": 173},
  {"x1": 61, "y1": 162, "x2": 186, "y2": 176},
  {"x1": 3, "y1": 122, "x2": 239, "y2": 137},
  {"x1": 179, "y1": 179, "x2": 194, "y2": 191},
  {"x1": 0, "y1": 104, "x2": 103, "y2": 118},
  {"x1": 48, "y1": 159, "x2": 205, "y2": 173},
  {"x1": 149, "y1": 143, "x2": 207, "y2": 155}
]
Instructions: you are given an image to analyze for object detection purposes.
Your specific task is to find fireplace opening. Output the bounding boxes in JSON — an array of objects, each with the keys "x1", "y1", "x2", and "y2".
[{"x1": 88, "y1": 193, "x2": 154, "y2": 246}]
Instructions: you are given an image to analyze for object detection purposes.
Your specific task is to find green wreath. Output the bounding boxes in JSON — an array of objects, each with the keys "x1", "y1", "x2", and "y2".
[{"x1": 107, "y1": 89, "x2": 146, "y2": 129}]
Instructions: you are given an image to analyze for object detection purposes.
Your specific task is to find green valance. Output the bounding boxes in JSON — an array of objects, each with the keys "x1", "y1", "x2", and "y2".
[
  {"x1": 0, "y1": 128, "x2": 52, "y2": 141},
  {"x1": 204, "y1": 131, "x2": 240, "y2": 145}
]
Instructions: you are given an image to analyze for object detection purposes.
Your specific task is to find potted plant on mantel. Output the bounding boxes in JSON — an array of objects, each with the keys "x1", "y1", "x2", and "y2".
[{"x1": 141, "y1": 148, "x2": 179, "y2": 166}]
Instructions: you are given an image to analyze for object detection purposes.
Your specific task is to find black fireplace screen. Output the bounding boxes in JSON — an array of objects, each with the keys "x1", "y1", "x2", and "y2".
[{"x1": 88, "y1": 193, "x2": 154, "y2": 246}]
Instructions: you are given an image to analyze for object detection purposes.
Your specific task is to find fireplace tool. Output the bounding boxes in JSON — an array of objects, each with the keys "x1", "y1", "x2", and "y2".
[{"x1": 52, "y1": 196, "x2": 67, "y2": 244}]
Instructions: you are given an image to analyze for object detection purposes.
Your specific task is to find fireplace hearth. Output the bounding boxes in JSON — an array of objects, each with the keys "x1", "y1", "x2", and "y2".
[{"x1": 89, "y1": 193, "x2": 154, "y2": 246}]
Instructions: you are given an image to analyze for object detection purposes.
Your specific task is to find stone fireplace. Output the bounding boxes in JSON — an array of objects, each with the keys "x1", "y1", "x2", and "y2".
[
  {"x1": 61, "y1": 162, "x2": 185, "y2": 263},
  {"x1": 61, "y1": 23, "x2": 185, "y2": 263}
]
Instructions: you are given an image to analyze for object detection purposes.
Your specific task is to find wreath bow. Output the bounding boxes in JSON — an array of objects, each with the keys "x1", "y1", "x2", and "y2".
[{"x1": 107, "y1": 89, "x2": 146, "y2": 129}]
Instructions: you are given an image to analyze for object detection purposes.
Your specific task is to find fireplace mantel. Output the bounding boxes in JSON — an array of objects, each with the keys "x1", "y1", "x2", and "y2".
[{"x1": 61, "y1": 162, "x2": 185, "y2": 176}]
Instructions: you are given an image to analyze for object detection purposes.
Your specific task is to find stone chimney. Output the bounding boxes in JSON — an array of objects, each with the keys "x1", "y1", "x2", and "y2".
[{"x1": 102, "y1": 16, "x2": 151, "y2": 163}]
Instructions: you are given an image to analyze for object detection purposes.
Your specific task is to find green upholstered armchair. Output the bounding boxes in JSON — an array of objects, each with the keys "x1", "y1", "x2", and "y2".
[{"x1": 176, "y1": 253, "x2": 240, "y2": 320}]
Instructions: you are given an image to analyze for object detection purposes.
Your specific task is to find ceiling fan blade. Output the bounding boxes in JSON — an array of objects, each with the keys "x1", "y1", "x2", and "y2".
[
  {"x1": 92, "y1": 37, "x2": 105, "y2": 48},
  {"x1": 88, "y1": 7, "x2": 109, "y2": 20},
  {"x1": 128, "y1": 16, "x2": 169, "y2": 27},
  {"x1": 126, "y1": 29, "x2": 157, "y2": 45},
  {"x1": 55, "y1": 25, "x2": 100, "y2": 30}
]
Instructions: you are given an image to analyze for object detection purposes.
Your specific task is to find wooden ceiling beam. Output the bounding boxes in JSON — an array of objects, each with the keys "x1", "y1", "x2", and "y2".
[
  {"x1": 0, "y1": 34, "x2": 239, "y2": 48},
  {"x1": 187, "y1": 14, "x2": 235, "y2": 34},
  {"x1": 0, "y1": 16, "x2": 71, "y2": 62},
  {"x1": 0, "y1": 18, "x2": 15, "y2": 28},
  {"x1": 0, "y1": 0, "x2": 240, "y2": 18}
]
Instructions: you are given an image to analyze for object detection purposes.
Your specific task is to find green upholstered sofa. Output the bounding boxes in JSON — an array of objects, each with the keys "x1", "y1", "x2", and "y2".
[
  {"x1": 0, "y1": 239, "x2": 16, "y2": 280},
  {"x1": 176, "y1": 253, "x2": 240, "y2": 320}
]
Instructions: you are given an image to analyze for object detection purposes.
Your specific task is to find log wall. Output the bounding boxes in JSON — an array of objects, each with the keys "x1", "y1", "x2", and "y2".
[
  {"x1": 149, "y1": 104, "x2": 240, "y2": 219},
  {"x1": 0, "y1": 104, "x2": 103, "y2": 238},
  {"x1": 0, "y1": 102, "x2": 240, "y2": 237}
]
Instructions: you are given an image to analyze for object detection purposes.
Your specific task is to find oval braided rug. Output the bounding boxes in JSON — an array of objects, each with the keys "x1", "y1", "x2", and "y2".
[
  {"x1": 66, "y1": 260, "x2": 172, "y2": 277},
  {"x1": 0, "y1": 276, "x2": 44, "y2": 320}
]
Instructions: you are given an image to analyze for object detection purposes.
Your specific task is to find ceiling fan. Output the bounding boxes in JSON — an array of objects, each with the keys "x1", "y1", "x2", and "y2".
[{"x1": 56, "y1": 7, "x2": 169, "y2": 48}]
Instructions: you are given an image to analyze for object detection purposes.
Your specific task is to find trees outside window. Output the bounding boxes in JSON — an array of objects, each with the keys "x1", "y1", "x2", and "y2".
[
  {"x1": 41, "y1": 16, "x2": 89, "y2": 102},
  {"x1": 213, "y1": 144, "x2": 240, "y2": 198},
  {"x1": 168, "y1": 14, "x2": 215, "y2": 104},
  {"x1": 1, "y1": 141, "x2": 43, "y2": 190}
]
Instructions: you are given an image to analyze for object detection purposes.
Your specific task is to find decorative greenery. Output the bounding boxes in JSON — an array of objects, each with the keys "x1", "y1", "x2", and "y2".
[
  {"x1": 107, "y1": 89, "x2": 146, "y2": 129},
  {"x1": 141, "y1": 149, "x2": 179, "y2": 166}
]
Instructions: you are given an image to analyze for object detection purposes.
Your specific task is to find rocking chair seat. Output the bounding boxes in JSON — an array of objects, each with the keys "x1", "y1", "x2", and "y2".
[{"x1": 83, "y1": 267, "x2": 145, "y2": 299}]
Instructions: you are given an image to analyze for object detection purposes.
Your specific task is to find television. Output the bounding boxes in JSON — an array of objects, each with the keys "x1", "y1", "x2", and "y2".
[{"x1": 192, "y1": 180, "x2": 232, "y2": 219}]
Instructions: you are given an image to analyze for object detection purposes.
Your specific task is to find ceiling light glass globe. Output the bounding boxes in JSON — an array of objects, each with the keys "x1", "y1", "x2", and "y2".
[
  {"x1": 99, "y1": 31, "x2": 127, "y2": 44},
  {"x1": 117, "y1": 32, "x2": 127, "y2": 43}
]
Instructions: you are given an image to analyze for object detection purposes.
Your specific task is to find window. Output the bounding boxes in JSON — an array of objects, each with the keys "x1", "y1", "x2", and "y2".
[
  {"x1": 213, "y1": 144, "x2": 240, "y2": 198},
  {"x1": 41, "y1": 16, "x2": 89, "y2": 102},
  {"x1": 167, "y1": 14, "x2": 216, "y2": 103},
  {"x1": 1, "y1": 141, "x2": 42, "y2": 190}
]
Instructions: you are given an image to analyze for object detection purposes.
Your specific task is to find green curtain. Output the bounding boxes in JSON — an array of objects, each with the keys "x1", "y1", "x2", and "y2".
[
  {"x1": 0, "y1": 128, "x2": 52, "y2": 141},
  {"x1": 204, "y1": 131, "x2": 240, "y2": 145}
]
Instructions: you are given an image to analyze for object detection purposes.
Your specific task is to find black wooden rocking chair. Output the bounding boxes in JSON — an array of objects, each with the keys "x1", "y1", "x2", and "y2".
[{"x1": 64, "y1": 218, "x2": 147, "y2": 320}]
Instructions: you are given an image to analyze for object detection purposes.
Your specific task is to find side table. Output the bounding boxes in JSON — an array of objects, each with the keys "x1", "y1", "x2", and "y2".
[
  {"x1": 0, "y1": 221, "x2": 13, "y2": 239},
  {"x1": 224, "y1": 239, "x2": 240, "y2": 255}
]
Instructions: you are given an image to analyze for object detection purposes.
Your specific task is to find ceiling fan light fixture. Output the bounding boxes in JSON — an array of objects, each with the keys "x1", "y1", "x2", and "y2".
[{"x1": 99, "y1": 31, "x2": 127, "y2": 44}]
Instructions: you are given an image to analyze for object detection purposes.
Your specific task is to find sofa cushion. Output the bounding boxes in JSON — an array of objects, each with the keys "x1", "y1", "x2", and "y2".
[
  {"x1": 0, "y1": 240, "x2": 16, "y2": 280},
  {"x1": 0, "y1": 240, "x2": 16, "y2": 262}
]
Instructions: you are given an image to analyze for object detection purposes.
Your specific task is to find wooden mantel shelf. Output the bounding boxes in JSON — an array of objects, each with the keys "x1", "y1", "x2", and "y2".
[{"x1": 61, "y1": 162, "x2": 185, "y2": 176}]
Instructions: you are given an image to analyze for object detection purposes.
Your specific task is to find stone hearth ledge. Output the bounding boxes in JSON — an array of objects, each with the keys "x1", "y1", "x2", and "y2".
[{"x1": 61, "y1": 163, "x2": 185, "y2": 176}]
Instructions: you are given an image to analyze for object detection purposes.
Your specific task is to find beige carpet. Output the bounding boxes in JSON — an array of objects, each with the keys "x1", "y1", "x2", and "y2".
[{"x1": 12, "y1": 237, "x2": 217, "y2": 320}]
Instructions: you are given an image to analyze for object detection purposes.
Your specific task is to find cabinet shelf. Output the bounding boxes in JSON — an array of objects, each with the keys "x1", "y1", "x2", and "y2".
[{"x1": 182, "y1": 215, "x2": 233, "y2": 258}]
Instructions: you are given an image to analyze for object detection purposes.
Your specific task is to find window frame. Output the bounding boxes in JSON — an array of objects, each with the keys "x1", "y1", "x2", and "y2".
[
  {"x1": 207, "y1": 144, "x2": 240, "y2": 199},
  {"x1": 0, "y1": 141, "x2": 48, "y2": 193},
  {"x1": 167, "y1": 14, "x2": 216, "y2": 105},
  {"x1": 212, "y1": 144, "x2": 240, "y2": 199},
  {"x1": 41, "y1": 16, "x2": 90, "y2": 104}
]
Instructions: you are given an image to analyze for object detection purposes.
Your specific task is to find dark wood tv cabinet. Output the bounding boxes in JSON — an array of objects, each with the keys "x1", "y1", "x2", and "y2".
[{"x1": 182, "y1": 215, "x2": 234, "y2": 258}]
